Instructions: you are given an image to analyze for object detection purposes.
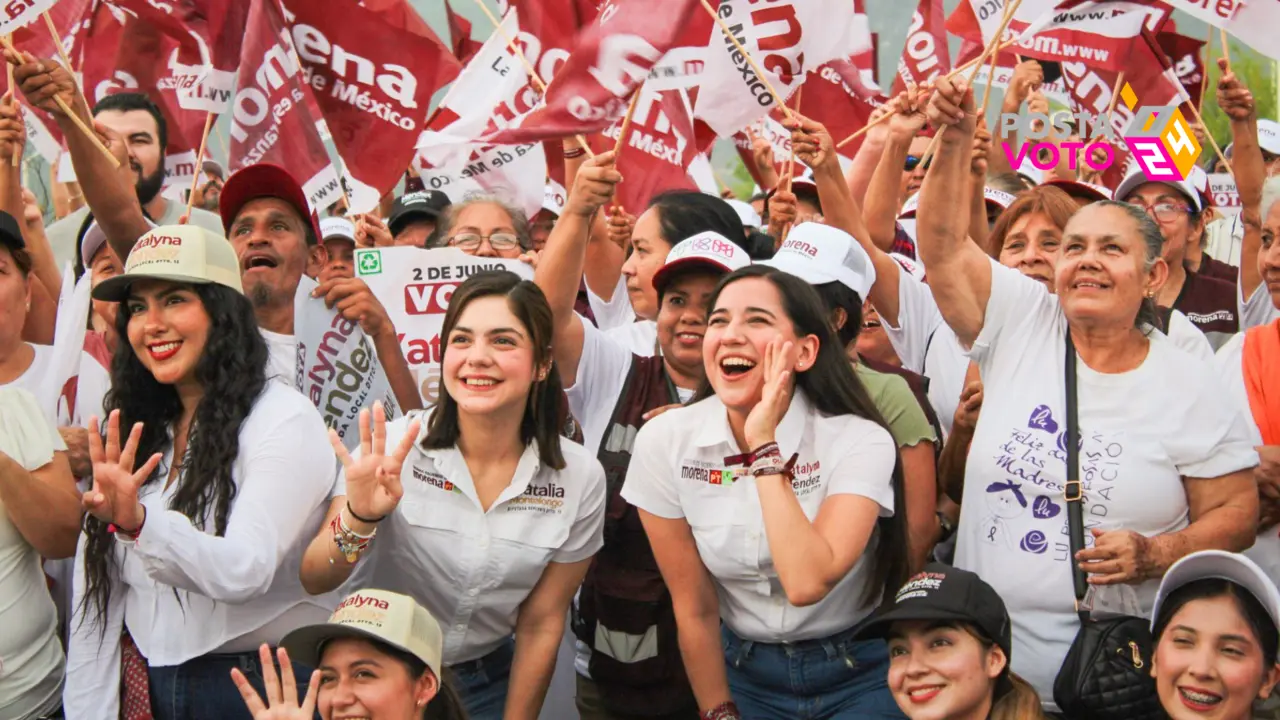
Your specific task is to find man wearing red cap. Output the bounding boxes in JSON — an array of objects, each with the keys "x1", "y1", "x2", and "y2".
[{"x1": 219, "y1": 164, "x2": 422, "y2": 410}]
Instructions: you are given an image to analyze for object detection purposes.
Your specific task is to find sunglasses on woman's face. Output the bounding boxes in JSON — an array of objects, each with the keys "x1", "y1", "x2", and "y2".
[{"x1": 904, "y1": 155, "x2": 932, "y2": 172}]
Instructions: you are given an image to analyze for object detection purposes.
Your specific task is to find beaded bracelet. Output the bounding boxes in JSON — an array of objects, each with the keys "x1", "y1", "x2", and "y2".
[
  {"x1": 701, "y1": 701, "x2": 741, "y2": 720},
  {"x1": 331, "y1": 510, "x2": 377, "y2": 564}
]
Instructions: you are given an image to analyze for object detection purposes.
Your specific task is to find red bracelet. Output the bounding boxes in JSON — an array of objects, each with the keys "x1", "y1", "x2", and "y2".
[
  {"x1": 109, "y1": 506, "x2": 147, "y2": 539},
  {"x1": 701, "y1": 701, "x2": 741, "y2": 720},
  {"x1": 563, "y1": 147, "x2": 587, "y2": 159}
]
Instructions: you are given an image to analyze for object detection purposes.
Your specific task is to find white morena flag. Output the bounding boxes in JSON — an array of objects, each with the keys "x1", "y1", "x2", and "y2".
[{"x1": 693, "y1": 0, "x2": 872, "y2": 138}]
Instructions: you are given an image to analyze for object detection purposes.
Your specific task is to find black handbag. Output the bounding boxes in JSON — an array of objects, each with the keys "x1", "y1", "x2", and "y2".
[{"x1": 1051, "y1": 331, "x2": 1167, "y2": 720}]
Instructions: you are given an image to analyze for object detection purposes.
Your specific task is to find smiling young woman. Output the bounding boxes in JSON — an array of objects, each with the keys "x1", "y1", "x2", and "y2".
[
  {"x1": 65, "y1": 225, "x2": 341, "y2": 720},
  {"x1": 298, "y1": 271, "x2": 606, "y2": 720},
  {"x1": 1149, "y1": 552, "x2": 1280, "y2": 720},
  {"x1": 622, "y1": 265, "x2": 911, "y2": 719}
]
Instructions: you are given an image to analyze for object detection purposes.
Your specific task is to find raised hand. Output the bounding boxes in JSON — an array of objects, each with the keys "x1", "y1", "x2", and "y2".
[
  {"x1": 231, "y1": 645, "x2": 319, "y2": 720},
  {"x1": 564, "y1": 150, "x2": 621, "y2": 219},
  {"x1": 750, "y1": 131, "x2": 776, "y2": 175},
  {"x1": 0, "y1": 94, "x2": 25, "y2": 164},
  {"x1": 332, "y1": 401, "x2": 420, "y2": 521},
  {"x1": 83, "y1": 411, "x2": 162, "y2": 532},
  {"x1": 971, "y1": 118, "x2": 992, "y2": 177},
  {"x1": 7, "y1": 51, "x2": 78, "y2": 117},
  {"x1": 1216, "y1": 57, "x2": 1254, "y2": 122},
  {"x1": 888, "y1": 86, "x2": 932, "y2": 141},
  {"x1": 786, "y1": 114, "x2": 835, "y2": 171},
  {"x1": 606, "y1": 205, "x2": 635, "y2": 249},
  {"x1": 1006, "y1": 60, "x2": 1044, "y2": 107},
  {"x1": 927, "y1": 74, "x2": 975, "y2": 135},
  {"x1": 744, "y1": 337, "x2": 798, "y2": 450}
]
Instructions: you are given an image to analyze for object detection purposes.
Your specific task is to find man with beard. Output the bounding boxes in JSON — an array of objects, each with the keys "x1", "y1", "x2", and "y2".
[
  {"x1": 220, "y1": 163, "x2": 422, "y2": 410},
  {"x1": 41, "y1": 93, "x2": 224, "y2": 269}
]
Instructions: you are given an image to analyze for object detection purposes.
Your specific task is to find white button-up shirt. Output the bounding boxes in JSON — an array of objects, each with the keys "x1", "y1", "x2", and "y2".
[
  {"x1": 346, "y1": 413, "x2": 606, "y2": 664},
  {"x1": 65, "y1": 383, "x2": 343, "y2": 720},
  {"x1": 621, "y1": 390, "x2": 896, "y2": 643}
]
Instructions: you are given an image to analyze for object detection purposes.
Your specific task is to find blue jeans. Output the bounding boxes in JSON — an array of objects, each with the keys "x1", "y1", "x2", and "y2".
[
  {"x1": 148, "y1": 651, "x2": 316, "y2": 720},
  {"x1": 722, "y1": 625, "x2": 906, "y2": 720},
  {"x1": 450, "y1": 638, "x2": 515, "y2": 720}
]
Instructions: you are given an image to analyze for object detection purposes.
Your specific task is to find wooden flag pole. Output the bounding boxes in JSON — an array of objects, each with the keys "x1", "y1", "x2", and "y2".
[
  {"x1": 699, "y1": 0, "x2": 796, "y2": 122},
  {"x1": 0, "y1": 37, "x2": 118, "y2": 168},
  {"x1": 42, "y1": 12, "x2": 92, "y2": 116},
  {"x1": 1219, "y1": 28, "x2": 1230, "y2": 67},
  {"x1": 1198, "y1": 29, "x2": 1212, "y2": 114},
  {"x1": 1105, "y1": 72, "x2": 1125, "y2": 117},
  {"x1": 4, "y1": 36, "x2": 13, "y2": 169},
  {"x1": 977, "y1": 41, "x2": 1002, "y2": 116},
  {"x1": 471, "y1": 0, "x2": 596, "y2": 158},
  {"x1": 1184, "y1": 94, "x2": 1231, "y2": 174},
  {"x1": 612, "y1": 86, "x2": 642, "y2": 157},
  {"x1": 838, "y1": 5, "x2": 1022, "y2": 152},
  {"x1": 183, "y1": 111, "x2": 215, "y2": 222}
]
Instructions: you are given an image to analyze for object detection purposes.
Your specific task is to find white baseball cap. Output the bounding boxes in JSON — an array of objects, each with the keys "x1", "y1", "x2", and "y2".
[
  {"x1": 320, "y1": 217, "x2": 355, "y2": 243},
  {"x1": 282, "y1": 589, "x2": 444, "y2": 681},
  {"x1": 984, "y1": 187, "x2": 1017, "y2": 211},
  {"x1": 725, "y1": 199, "x2": 762, "y2": 228},
  {"x1": 93, "y1": 225, "x2": 243, "y2": 301},
  {"x1": 542, "y1": 180, "x2": 567, "y2": 216},
  {"x1": 1151, "y1": 550, "x2": 1280, "y2": 635},
  {"x1": 1226, "y1": 119, "x2": 1280, "y2": 158},
  {"x1": 761, "y1": 222, "x2": 876, "y2": 299},
  {"x1": 1016, "y1": 160, "x2": 1044, "y2": 186},
  {"x1": 1114, "y1": 167, "x2": 1203, "y2": 212},
  {"x1": 651, "y1": 231, "x2": 751, "y2": 294}
]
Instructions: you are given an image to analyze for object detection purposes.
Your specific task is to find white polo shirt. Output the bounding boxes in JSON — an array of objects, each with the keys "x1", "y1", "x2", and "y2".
[
  {"x1": 345, "y1": 412, "x2": 606, "y2": 664},
  {"x1": 621, "y1": 390, "x2": 897, "y2": 643},
  {"x1": 65, "y1": 383, "x2": 343, "y2": 720}
]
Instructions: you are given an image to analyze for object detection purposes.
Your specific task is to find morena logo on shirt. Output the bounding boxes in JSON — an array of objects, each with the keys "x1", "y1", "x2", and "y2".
[
  {"x1": 680, "y1": 463, "x2": 737, "y2": 487},
  {"x1": 412, "y1": 466, "x2": 462, "y2": 494}
]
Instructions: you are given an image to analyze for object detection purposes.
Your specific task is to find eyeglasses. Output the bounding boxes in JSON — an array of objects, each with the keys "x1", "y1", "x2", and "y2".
[
  {"x1": 448, "y1": 232, "x2": 520, "y2": 252},
  {"x1": 1129, "y1": 201, "x2": 1191, "y2": 223},
  {"x1": 904, "y1": 155, "x2": 932, "y2": 172}
]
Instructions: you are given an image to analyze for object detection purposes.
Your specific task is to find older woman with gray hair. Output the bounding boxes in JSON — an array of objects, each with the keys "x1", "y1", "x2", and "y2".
[
  {"x1": 918, "y1": 74, "x2": 1260, "y2": 714},
  {"x1": 430, "y1": 193, "x2": 535, "y2": 259}
]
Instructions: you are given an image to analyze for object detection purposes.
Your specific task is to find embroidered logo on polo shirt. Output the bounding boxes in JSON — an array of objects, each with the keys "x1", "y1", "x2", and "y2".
[
  {"x1": 790, "y1": 459, "x2": 822, "y2": 497},
  {"x1": 412, "y1": 466, "x2": 462, "y2": 494},
  {"x1": 681, "y1": 460, "x2": 737, "y2": 487},
  {"x1": 507, "y1": 482, "x2": 566, "y2": 514}
]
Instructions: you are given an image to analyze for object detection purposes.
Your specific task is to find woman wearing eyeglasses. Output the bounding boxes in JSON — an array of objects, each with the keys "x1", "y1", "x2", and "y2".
[
  {"x1": 1115, "y1": 168, "x2": 1240, "y2": 350},
  {"x1": 431, "y1": 195, "x2": 534, "y2": 260}
]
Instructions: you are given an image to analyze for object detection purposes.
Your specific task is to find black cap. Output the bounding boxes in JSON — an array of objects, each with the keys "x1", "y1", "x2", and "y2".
[
  {"x1": 855, "y1": 563, "x2": 1012, "y2": 660},
  {"x1": 388, "y1": 190, "x2": 451, "y2": 236},
  {"x1": 0, "y1": 210, "x2": 24, "y2": 251}
]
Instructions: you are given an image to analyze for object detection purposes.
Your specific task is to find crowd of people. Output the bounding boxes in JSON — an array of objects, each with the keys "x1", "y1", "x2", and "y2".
[{"x1": 0, "y1": 21, "x2": 1279, "y2": 720}]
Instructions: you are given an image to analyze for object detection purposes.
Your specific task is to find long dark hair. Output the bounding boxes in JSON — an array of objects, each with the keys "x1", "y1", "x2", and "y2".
[
  {"x1": 421, "y1": 271, "x2": 566, "y2": 470},
  {"x1": 647, "y1": 190, "x2": 758, "y2": 256},
  {"x1": 79, "y1": 282, "x2": 268, "y2": 630},
  {"x1": 376, "y1": 643, "x2": 470, "y2": 720},
  {"x1": 694, "y1": 265, "x2": 910, "y2": 604}
]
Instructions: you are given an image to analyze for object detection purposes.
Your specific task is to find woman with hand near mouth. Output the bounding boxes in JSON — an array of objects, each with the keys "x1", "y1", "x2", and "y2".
[
  {"x1": 298, "y1": 271, "x2": 606, "y2": 720},
  {"x1": 623, "y1": 265, "x2": 911, "y2": 719},
  {"x1": 1149, "y1": 551, "x2": 1280, "y2": 720},
  {"x1": 917, "y1": 74, "x2": 1259, "y2": 714},
  {"x1": 855, "y1": 564, "x2": 1046, "y2": 720},
  {"x1": 66, "y1": 225, "x2": 342, "y2": 720},
  {"x1": 534, "y1": 153, "x2": 751, "y2": 720}
]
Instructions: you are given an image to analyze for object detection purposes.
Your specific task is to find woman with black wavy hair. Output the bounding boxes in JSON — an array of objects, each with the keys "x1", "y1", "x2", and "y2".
[{"x1": 63, "y1": 225, "x2": 341, "y2": 720}]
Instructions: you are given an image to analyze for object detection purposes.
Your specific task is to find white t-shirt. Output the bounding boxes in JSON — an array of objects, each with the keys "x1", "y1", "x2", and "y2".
[
  {"x1": 1241, "y1": 281, "x2": 1280, "y2": 331},
  {"x1": 587, "y1": 275, "x2": 638, "y2": 332},
  {"x1": 9, "y1": 343, "x2": 110, "y2": 428},
  {"x1": 604, "y1": 320, "x2": 658, "y2": 358},
  {"x1": 341, "y1": 411, "x2": 606, "y2": 664},
  {"x1": 260, "y1": 329, "x2": 298, "y2": 386},
  {"x1": 621, "y1": 390, "x2": 897, "y2": 642},
  {"x1": 0, "y1": 387, "x2": 66, "y2": 719},
  {"x1": 65, "y1": 383, "x2": 341, "y2": 719},
  {"x1": 882, "y1": 266, "x2": 966, "y2": 439},
  {"x1": 956, "y1": 261, "x2": 1258, "y2": 710},
  {"x1": 1165, "y1": 309, "x2": 1214, "y2": 362}
]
